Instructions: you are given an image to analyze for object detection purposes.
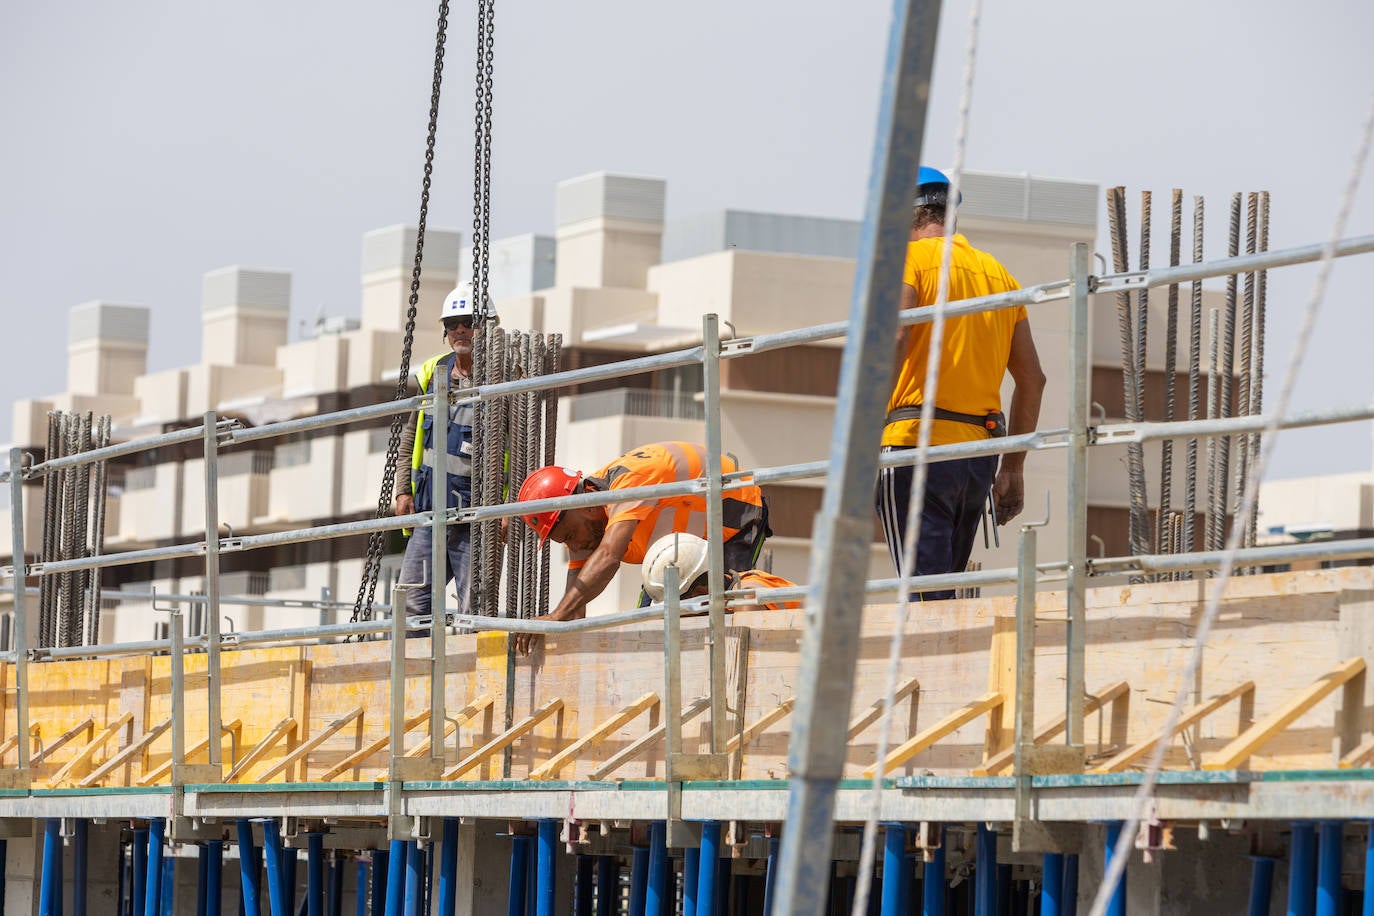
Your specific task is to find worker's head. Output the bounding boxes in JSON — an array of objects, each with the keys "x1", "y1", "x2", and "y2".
[
  {"x1": 517, "y1": 465, "x2": 606, "y2": 550},
  {"x1": 641, "y1": 533, "x2": 711, "y2": 602},
  {"x1": 438, "y1": 282, "x2": 495, "y2": 356},
  {"x1": 912, "y1": 166, "x2": 962, "y2": 233}
]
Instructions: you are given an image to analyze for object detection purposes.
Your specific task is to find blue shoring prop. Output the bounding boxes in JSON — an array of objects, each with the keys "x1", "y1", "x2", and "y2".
[
  {"x1": 384, "y1": 840, "x2": 407, "y2": 916},
  {"x1": 537, "y1": 820, "x2": 559, "y2": 916},
  {"x1": 1103, "y1": 822, "x2": 1126, "y2": 916},
  {"x1": 882, "y1": 825, "x2": 909, "y2": 916},
  {"x1": 133, "y1": 828, "x2": 150, "y2": 916},
  {"x1": 160, "y1": 858, "x2": 175, "y2": 916},
  {"x1": 646, "y1": 823, "x2": 668, "y2": 916},
  {"x1": 975, "y1": 823, "x2": 996, "y2": 916},
  {"x1": 372, "y1": 849, "x2": 389, "y2": 916},
  {"x1": 1062, "y1": 854, "x2": 1080, "y2": 916},
  {"x1": 285, "y1": 846, "x2": 299, "y2": 916},
  {"x1": 696, "y1": 822, "x2": 721, "y2": 916},
  {"x1": 207, "y1": 841, "x2": 224, "y2": 916},
  {"x1": 1365, "y1": 823, "x2": 1374, "y2": 916},
  {"x1": 236, "y1": 821, "x2": 261, "y2": 916},
  {"x1": 72, "y1": 819, "x2": 88, "y2": 916},
  {"x1": 1318, "y1": 821, "x2": 1342, "y2": 916},
  {"x1": 356, "y1": 860, "x2": 369, "y2": 916},
  {"x1": 1042, "y1": 853, "x2": 1065, "y2": 916},
  {"x1": 682, "y1": 848, "x2": 699, "y2": 916},
  {"x1": 762, "y1": 837, "x2": 780, "y2": 916},
  {"x1": 508, "y1": 836, "x2": 531, "y2": 916},
  {"x1": 328, "y1": 854, "x2": 344, "y2": 916},
  {"x1": 307, "y1": 834, "x2": 325, "y2": 916},
  {"x1": 438, "y1": 820, "x2": 459, "y2": 916},
  {"x1": 1291, "y1": 822, "x2": 1317, "y2": 916},
  {"x1": 145, "y1": 818, "x2": 166, "y2": 916},
  {"x1": 597, "y1": 854, "x2": 618, "y2": 916},
  {"x1": 197, "y1": 845, "x2": 209, "y2": 916},
  {"x1": 574, "y1": 856, "x2": 594, "y2": 916},
  {"x1": 628, "y1": 846, "x2": 648, "y2": 916},
  {"x1": 922, "y1": 831, "x2": 945, "y2": 916},
  {"x1": 39, "y1": 819, "x2": 62, "y2": 916},
  {"x1": 1249, "y1": 856, "x2": 1275, "y2": 916},
  {"x1": 404, "y1": 841, "x2": 423, "y2": 916},
  {"x1": 261, "y1": 820, "x2": 291, "y2": 916}
]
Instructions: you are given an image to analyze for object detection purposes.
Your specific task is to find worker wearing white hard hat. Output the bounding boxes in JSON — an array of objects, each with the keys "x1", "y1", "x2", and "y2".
[{"x1": 641, "y1": 532, "x2": 800, "y2": 612}]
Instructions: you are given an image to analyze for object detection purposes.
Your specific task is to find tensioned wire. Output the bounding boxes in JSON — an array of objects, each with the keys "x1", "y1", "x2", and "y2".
[
  {"x1": 851, "y1": 0, "x2": 986, "y2": 910},
  {"x1": 1087, "y1": 92, "x2": 1374, "y2": 916}
]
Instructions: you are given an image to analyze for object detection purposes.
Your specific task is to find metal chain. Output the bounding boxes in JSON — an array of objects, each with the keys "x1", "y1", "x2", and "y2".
[
  {"x1": 351, "y1": 0, "x2": 452, "y2": 624},
  {"x1": 471, "y1": 0, "x2": 495, "y2": 314}
]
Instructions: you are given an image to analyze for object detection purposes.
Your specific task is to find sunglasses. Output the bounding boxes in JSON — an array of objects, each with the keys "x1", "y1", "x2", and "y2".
[{"x1": 443, "y1": 316, "x2": 476, "y2": 331}]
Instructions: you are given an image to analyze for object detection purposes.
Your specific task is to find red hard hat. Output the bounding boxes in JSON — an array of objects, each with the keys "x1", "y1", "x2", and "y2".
[{"x1": 517, "y1": 465, "x2": 583, "y2": 544}]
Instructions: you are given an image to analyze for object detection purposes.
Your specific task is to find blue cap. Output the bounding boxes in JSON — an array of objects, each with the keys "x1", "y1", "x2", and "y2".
[{"x1": 915, "y1": 166, "x2": 962, "y2": 207}]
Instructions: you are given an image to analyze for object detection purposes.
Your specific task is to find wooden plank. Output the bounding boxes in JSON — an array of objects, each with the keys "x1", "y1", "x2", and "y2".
[
  {"x1": 1340, "y1": 734, "x2": 1374, "y2": 769},
  {"x1": 726, "y1": 697, "x2": 795, "y2": 755},
  {"x1": 530, "y1": 692, "x2": 660, "y2": 780},
  {"x1": 444, "y1": 699, "x2": 564, "y2": 781},
  {"x1": 319, "y1": 710, "x2": 432, "y2": 782},
  {"x1": 138, "y1": 719, "x2": 243, "y2": 786},
  {"x1": 258, "y1": 706, "x2": 365, "y2": 783},
  {"x1": 78, "y1": 717, "x2": 171, "y2": 788},
  {"x1": 1093, "y1": 682, "x2": 1255, "y2": 773},
  {"x1": 0, "y1": 723, "x2": 42, "y2": 768},
  {"x1": 225, "y1": 718, "x2": 299, "y2": 784},
  {"x1": 1206, "y1": 657, "x2": 1367, "y2": 770},
  {"x1": 864, "y1": 693, "x2": 1004, "y2": 779},
  {"x1": 588, "y1": 697, "x2": 711, "y2": 781},
  {"x1": 402, "y1": 694, "x2": 498, "y2": 764},
  {"x1": 33, "y1": 718, "x2": 96, "y2": 767},
  {"x1": 985, "y1": 616, "x2": 1018, "y2": 757},
  {"x1": 973, "y1": 681, "x2": 1130, "y2": 777},
  {"x1": 846, "y1": 678, "x2": 922, "y2": 740},
  {"x1": 48, "y1": 712, "x2": 134, "y2": 787}
]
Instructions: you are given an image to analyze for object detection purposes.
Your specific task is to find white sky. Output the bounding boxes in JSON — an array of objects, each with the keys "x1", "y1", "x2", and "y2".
[{"x1": 2, "y1": 0, "x2": 1372, "y2": 479}]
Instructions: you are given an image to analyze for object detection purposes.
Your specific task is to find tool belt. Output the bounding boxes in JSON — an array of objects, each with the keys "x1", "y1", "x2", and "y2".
[{"x1": 885, "y1": 405, "x2": 1007, "y2": 438}]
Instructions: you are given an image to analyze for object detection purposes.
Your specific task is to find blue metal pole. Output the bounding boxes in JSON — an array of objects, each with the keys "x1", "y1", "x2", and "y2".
[
  {"x1": 508, "y1": 837, "x2": 531, "y2": 916},
  {"x1": 1062, "y1": 855, "x2": 1080, "y2": 916},
  {"x1": 384, "y1": 840, "x2": 406, "y2": 916},
  {"x1": 628, "y1": 846, "x2": 648, "y2": 916},
  {"x1": 1318, "y1": 822, "x2": 1342, "y2": 916},
  {"x1": 372, "y1": 849, "x2": 389, "y2": 916},
  {"x1": 1103, "y1": 823, "x2": 1126, "y2": 916},
  {"x1": 207, "y1": 841, "x2": 224, "y2": 916},
  {"x1": 537, "y1": 820, "x2": 558, "y2": 916},
  {"x1": 145, "y1": 818, "x2": 165, "y2": 916},
  {"x1": 696, "y1": 822, "x2": 720, "y2": 916},
  {"x1": 198, "y1": 845, "x2": 210, "y2": 916},
  {"x1": 160, "y1": 858, "x2": 175, "y2": 916},
  {"x1": 438, "y1": 819, "x2": 459, "y2": 916},
  {"x1": 1041, "y1": 853, "x2": 1065, "y2": 916},
  {"x1": 236, "y1": 821, "x2": 261, "y2": 916},
  {"x1": 133, "y1": 827, "x2": 149, "y2": 916},
  {"x1": 1291, "y1": 822, "x2": 1317, "y2": 916},
  {"x1": 329, "y1": 854, "x2": 344, "y2": 916},
  {"x1": 921, "y1": 833, "x2": 945, "y2": 916},
  {"x1": 307, "y1": 834, "x2": 325, "y2": 916},
  {"x1": 39, "y1": 819, "x2": 62, "y2": 916},
  {"x1": 404, "y1": 841, "x2": 423, "y2": 916},
  {"x1": 356, "y1": 859, "x2": 369, "y2": 916},
  {"x1": 1365, "y1": 823, "x2": 1374, "y2": 916},
  {"x1": 646, "y1": 823, "x2": 668, "y2": 916},
  {"x1": 261, "y1": 820, "x2": 290, "y2": 916},
  {"x1": 1249, "y1": 857, "x2": 1275, "y2": 916},
  {"x1": 975, "y1": 823, "x2": 996, "y2": 916},
  {"x1": 574, "y1": 856, "x2": 595, "y2": 916},
  {"x1": 762, "y1": 838, "x2": 780, "y2": 916},
  {"x1": 596, "y1": 854, "x2": 617, "y2": 916},
  {"x1": 882, "y1": 825, "x2": 909, "y2": 916}
]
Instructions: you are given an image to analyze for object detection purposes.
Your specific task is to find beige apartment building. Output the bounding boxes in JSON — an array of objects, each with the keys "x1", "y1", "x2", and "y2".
[{"x1": 2, "y1": 169, "x2": 1219, "y2": 644}]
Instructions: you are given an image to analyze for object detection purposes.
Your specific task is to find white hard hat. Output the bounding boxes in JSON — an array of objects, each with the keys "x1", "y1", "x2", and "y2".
[
  {"x1": 440, "y1": 282, "x2": 496, "y2": 322},
  {"x1": 641, "y1": 532, "x2": 710, "y2": 601}
]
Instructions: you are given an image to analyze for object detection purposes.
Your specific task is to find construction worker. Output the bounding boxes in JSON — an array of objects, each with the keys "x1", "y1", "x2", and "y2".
[
  {"x1": 393, "y1": 283, "x2": 489, "y2": 617},
  {"x1": 640, "y1": 532, "x2": 801, "y2": 611},
  {"x1": 512, "y1": 442, "x2": 770, "y2": 654},
  {"x1": 876, "y1": 167, "x2": 1046, "y2": 600}
]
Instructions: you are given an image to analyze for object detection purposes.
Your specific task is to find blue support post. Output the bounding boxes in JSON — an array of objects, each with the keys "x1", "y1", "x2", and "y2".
[
  {"x1": 628, "y1": 846, "x2": 648, "y2": 916},
  {"x1": 236, "y1": 821, "x2": 261, "y2": 916},
  {"x1": 1318, "y1": 822, "x2": 1342, "y2": 916},
  {"x1": 357, "y1": 860, "x2": 369, "y2": 916},
  {"x1": 133, "y1": 827, "x2": 149, "y2": 916},
  {"x1": 1291, "y1": 822, "x2": 1317, "y2": 916},
  {"x1": 1365, "y1": 823, "x2": 1374, "y2": 916},
  {"x1": 198, "y1": 845, "x2": 210, "y2": 916},
  {"x1": 372, "y1": 850, "x2": 389, "y2": 916},
  {"x1": 646, "y1": 823, "x2": 668, "y2": 916},
  {"x1": 975, "y1": 823, "x2": 997, "y2": 916},
  {"x1": 207, "y1": 841, "x2": 224, "y2": 916},
  {"x1": 39, "y1": 819, "x2": 62, "y2": 916},
  {"x1": 882, "y1": 825, "x2": 910, "y2": 916},
  {"x1": 404, "y1": 841, "x2": 423, "y2": 916},
  {"x1": 438, "y1": 819, "x2": 459, "y2": 916},
  {"x1": 1041, "y1": 854, "x2": 1065, "y2": 916},
  {"x1": 261, "y1": 820, "x2": 290, "y2": 916},
  {"x1": 329, "y1": 854, "x2": 344, "y2": 916},
  {"x1": 145, "y1": 818, "x2": 166, "y2": 916},
  {"x1": 574, "y1": 856, "x2": 595, "y2": 916},
  {"x1": 385, "y1": 840, "x2": 406, "y2": 916},
  {"x1": 1249, "y1": 857, "x2": 1275, "y2": 916},
  {"x1": 1103, "y1": 823, "x2": 1126, "y2": 916},
  {"x1": 596, "y1": 854, "x2": 617, "y2": 916},
  {"x1": 508, "y1": 836, "x2": 531, "y2": 916},
  {"x1": 1062, "y1": 855, "x2": 1080, "y2": 916},
  {"x1": 160, "y1": 858, "x2": 175, "y2": 916},
  {"x1": 285, "y1": 847, "x2": 299, "y2": 916},
  {"x1": 696, "y1": 822, "x2": 721, "y2": 916},
  {"x1": 762, "y1": 837, "x2": 780, "y2": 916},
  {"x1": 922, "y1": 833, "x2": 945, "y2": 916},
  {"x1": 307, "y1": 834, "x2": 325, "y2": 916},
  {"x1": 537, "y1": 820, "x2": 559, "y2": 916}
]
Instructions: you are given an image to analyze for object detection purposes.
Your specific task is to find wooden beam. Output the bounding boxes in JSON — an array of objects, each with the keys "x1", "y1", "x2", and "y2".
[
  {"x1": 846, "y1": 678, "x2": 921, "y2": 740},
  {"x1": 319, "y1": 710, "x2": 432, "y2": 782},
  {"x1": 1340, "y1": 734, "x2": 1374, "y2": 768},
  {"x1": 588, "y1": 696, "x2": 711, "y2": 781},
  {"x1": 33, "y1": 718, "x2": 95, "y2": 767},
  {"x1": 138, "y1": 719, "x2": 243, "y2": 786},
  {"x1": 77, "y1": 717, "x2": 171, "y2": 788},
  {"x1": 0, "y1": 723, "x2": 43, "y2": 767},
  {"x1": 1093, "y1": 682, "x2": 1255, "y2": 773},
  {"x1": 1206, "y1": 657, "x2": 1367, "y2": 770},
  {"x1": 258, "y1": 707, "x2": 365, "y2": 783},
  {"x1": 443, "y1": 698, "x2": 564, "y2": 781},
  {"x1": 864, "y1": 692, "x2": 1004, "y2": 779},
  {"x1": 726, "y1": 697, "x2": 795, "y2": 755},
  {"x1": 48, "y1": 712, "x2": 134, "y2": 787},
  {"x1": 530, "y1": 692, "x2": 660, "y2": 780},
  {"x1": 395, "y1": 693, "x2": 499, "y2": 769},
  {"x1": 973, "y1": 681, "x2": 1130, "y2": 777},
  {"x1": 225, "y1": 718, "x2": 299, "y2": 784}
]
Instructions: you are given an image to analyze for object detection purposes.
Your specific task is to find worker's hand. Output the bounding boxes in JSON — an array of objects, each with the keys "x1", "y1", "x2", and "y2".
[
  {"x1": 513, "y1": 615, "x2": 554, "y2": 656},
  {"x1": 394, "y1": 493, "x2": 414, "y2": 517},
  {"x1": 992, "y1": 466, "x2": 1024, "y2": 524}
]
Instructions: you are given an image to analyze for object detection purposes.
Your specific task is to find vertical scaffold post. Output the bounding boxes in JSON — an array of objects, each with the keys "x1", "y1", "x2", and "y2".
[
  {"x1": 403, "y1": 840, "x2": 423, "y2": 916},
  {"x1": 39, "y1": 819, "x2": 61, "y2": 916},
  {"x1": 133, "y1": 826, "x2": 149, "y2": 916},
  {"x1": 628, "y1": 843, "x2": 648, "y2": 916},
  {"x1": 307, "y1": 833, "x2": 325, "y2": 916},
  {"x1": 1365, "y1": 823, "x2": 1374, "y2": 916},
  {"x1": 73, "y1": 818, "x2": 88, "y2": 916},
  {"x1": 159, "y1": 858, "x2": 174, "y2": 916},
  {"x1": 975, "y1": 824, "x2": 997, "y2": 916},
  {"x1": 1318, "y1": 821, "x2": 1342, "y2": 916},
  {"x1": 508, "y1": 836, "x2": 531, "y2": 916},
  {"x1": 574, "y1": 855, "x2": 594, "y2": 916},
  {"x1": 261, "y1": 819, "x2": 289, "y2": 916},
  {"x1": 1103, "y1": 822, "x2": 1126, "y2": 916},
  {"x1": 1065, "y1": 242, "x2": 1091, "y2": 745},
  {"x1": 206, "y1": 840, "x2": 223, "y2": 916},
  {"x1": 372, "y1": 848, "x2": 389, "y2": 916},
  {"x1": 882, "y1": 825, "x2": 910, "y2": 916},
  {"x1": 169, "y1": 611, "x2": 186, "y2": 776},
  {"x1": 536, "y1": 819, "x2": 559, "y2": 916},
  {"x1": 922, "y1": 828, "x2": 945, "y2": 916},
  {"x1": 1247, "y1": 856, "x2": 1274, "y2": 916},
  {"x1": 596, "y1": 854, "x2": 617, "y2": 916},
  {"x1": 429, "y1": 363, "x2": 449, "y2": 760},
  {"x1": 697, "y1": 821, "x2": 722, "y2": 916},
  {"x1": 236, "y1": 821, "x2": 261, "y2": 916},
  {"x1": 356, "y1": 859, "x2": 370, "y2": 916},
  {"x1": 700, "y1": 313, "x2": 728, "y2": 758},
  {"x1": 8, "y1": 448, "x2": 32, "y2": 783},
  {"x1": 385, "y1": 839, "x2": 406, "y2": 916},
  {"x1": 1290, "y1": 822, "x2": 1316, "y2": 916},
  {"x1": 145, "y1": 818, "x2": 165, "y2": 916},
  {"x1": 1042, "y1": 853, "x2": 1065, "y2": 916},
  {"x1": 284, "y1": 846, "x2": 299, "y2": 916},
  {"x1": 762, "y1": 837, "x2": 780, "y2": 916},
  {"x1": 646, "y1": 821, "x2": 669, "y2": 916},
  {"x1": 202, "y1": 413, "x2": 224, "y2": 771},
  {"x1": 773, "y1": 1, "x2": 939, "y2": 910},
  {"x1": 438, "y1": 819, "x2": 459, "y2": 916}
]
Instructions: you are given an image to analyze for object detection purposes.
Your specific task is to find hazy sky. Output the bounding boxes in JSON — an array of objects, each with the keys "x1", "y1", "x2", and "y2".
[{"x1": 2, "y1": 1, "x2": 1372, "y2": 479}]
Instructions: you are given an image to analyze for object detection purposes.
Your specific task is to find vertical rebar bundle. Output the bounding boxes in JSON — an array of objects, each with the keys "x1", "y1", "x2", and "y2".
[
  {"x1": 1156, "y1": 190, "x2": 1182, "y2": 570},
  {"x1": 1210, "y1": 194, "x2": 1243, "y2": 554},
  {"x1": 1233, "y1": 193, "x2": 1259, "y2": 564},
  {"x1": 1106, "y1": 187, "x2": 1152, "y2": 561},
  {"x1": 1182, "y1": 197, "x2": 1204, "y2": 564},
  {"x1": 1247, "y1": 193, "x2": 1270, "y2": 552}
]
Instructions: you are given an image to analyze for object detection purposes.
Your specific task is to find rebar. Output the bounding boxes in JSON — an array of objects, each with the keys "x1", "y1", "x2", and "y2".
[
  {"x1": 1107, "y1": 187, "x2": 1150, "y2": 559},
  {"x1": 470, "y1": 322, "x2": 488, "y2": 617},
  {"x1": 539, "y1": 334, "x2": 561, "y2": 617},
  {"x1": 1248, "y1": 192, "x2": 1270, "y2": 552},
  {"x1": 38, "y1": 413, "x2": 59, "y2": 648},
  {"x1": 503, "y1": 334, "x2": 528, "y2": 621},
  {"x1": 1183, "y1": 196, "x2": 1204, "y2": 567},
  {"x1": 1211, "y1": 193, "x2": 1242, "y2": 553},
  {"x1": 84, "y1": 415, "x2": 110, "y2": 646},
  {"x1": 66, "y1": 413, "x2": 93, "y2": 647},
  {"x1": 521, "y1": 334, "x2": 543, "y2": 620},
  {"x1": 1204, "y1": 308, "x2": 1221, "y2": 558},
  {"x1": 1156, "y1": 190, "x2": 1182, "y2": 571},
  {"x1": 56, "y1": 415, "x2": 79, "y2": 647},
  {"x1": 1233, "y1": 193, "x2": 1259, "y2": 572}
]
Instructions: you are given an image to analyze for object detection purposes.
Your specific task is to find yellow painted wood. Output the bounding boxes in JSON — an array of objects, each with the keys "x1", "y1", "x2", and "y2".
[
  {"x1": 1206, "y1": 657, "x2": 1367, "y2": 770},
  {"x1": 400, "y1": 693, "x2": 498, "y2": 767},
  {"x1": 33, "y1": 718, "x2": 95, "y2": 767},
  {"x1": 846, "y1": 679, "x2": 922, "y2": 740},
  {"x1": 1094, "y1": 682, "x2": 1255, "y2": 773},
  {"x1": 319, "y1": 710, "x2": 432, "y2": 782},
  {"x1": 530, "y1": 692, "x2": 660, "y2": 780},
  {"x1": 444, "y1": 699, "x2": 564, "y2": 781},
  {"x1": 0, "y1": 723, "x2": 40, "y2": 768},
  {"x1": 78, "y1": 717, "x2": 171, "y2": 788},
  {"x1": 138, "y1": 719, "x2": 242, "y2": 786},
  {"x1": 226, "y1": 718, "x2": 299, "y2": 783},
  {"x1": 48, "y1": 712, "x2": 133, "y2": 787},
  {"x1": 973, "y1": 681, "x2": 1130, "y2": 776},
  {"x1": 727, "y1": 697, "x2": 795, "y2": 755},
  {"x1": 865, "y1": 692, "x2": 1004, "y2": 779},
  {"x1": 986, "y1": 616, "x2": 1018, "y2": 757},
  {"x1": 258, "y1": 706, "x2": 364, "y2": 783},
  {"x1": 588, "y1": 697, "x2": 712, "y2": 781},
  {"x1": 1340, "y1": 734, "x2": 1374, "y2": 768}
]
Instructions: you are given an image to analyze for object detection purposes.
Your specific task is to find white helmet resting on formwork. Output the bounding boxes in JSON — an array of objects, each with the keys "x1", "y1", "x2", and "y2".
[
  {"x1": 440, "y1": 282, "x2": 497, "y2": 323},
  {"x1": 641, "y1": 532, "x2": 711, "y2": 601}
]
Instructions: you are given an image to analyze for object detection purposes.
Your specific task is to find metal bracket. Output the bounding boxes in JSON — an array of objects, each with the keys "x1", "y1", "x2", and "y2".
[{"x1": 1088, "y1": 271, "x2": 1148, "y2": 294}]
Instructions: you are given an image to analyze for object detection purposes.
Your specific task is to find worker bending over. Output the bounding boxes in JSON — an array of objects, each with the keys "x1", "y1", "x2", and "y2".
[
  {"x1": 513, "y1": 442, "x2": 770, "y2": 654},
  {"x1": 641, "y1": 533, "x2": 800, "y2": 612},
  {"x1": 876, "y1": 167, "x2": 1045, "y2": 600}
]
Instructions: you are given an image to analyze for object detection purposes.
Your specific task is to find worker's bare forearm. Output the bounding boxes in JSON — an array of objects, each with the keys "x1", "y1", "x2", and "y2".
[{"x1": 549, "y1": 556, "x2": 618, "y2": 621}]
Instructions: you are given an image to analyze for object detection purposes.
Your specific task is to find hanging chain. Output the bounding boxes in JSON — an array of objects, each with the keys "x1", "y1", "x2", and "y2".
[
  {"x1": 471, "y1": 0, "x2": 495, "y2": 316},
  {"x1": 351, "y1": 0, "x2": 452, "y2": 624}
]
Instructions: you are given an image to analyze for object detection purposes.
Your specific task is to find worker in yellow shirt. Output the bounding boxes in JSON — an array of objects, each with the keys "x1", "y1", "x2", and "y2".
[
  {"x1": 640, "y1": 533, "x2": 801, "y2": 612},
  {"x1": 877, "y1": 167, "x2": 1046, "y2": 600}
]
